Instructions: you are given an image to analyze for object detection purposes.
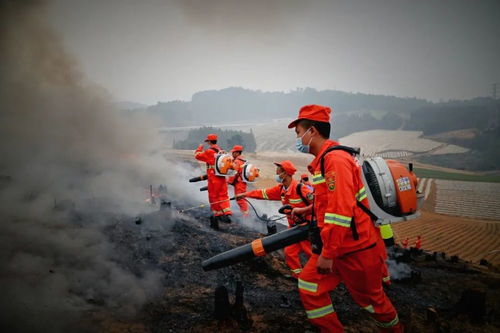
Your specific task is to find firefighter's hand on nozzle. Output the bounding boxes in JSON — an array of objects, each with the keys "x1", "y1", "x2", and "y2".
[
  {"x1": 316, "y1": 255, "x2": 333, "y2": 275},
  {"x1": 291, "y1": 206, "x2": 311, "y2": 219}
]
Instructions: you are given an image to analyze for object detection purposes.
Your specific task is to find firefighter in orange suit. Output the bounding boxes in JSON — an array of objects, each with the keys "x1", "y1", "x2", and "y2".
[
  {"x1": 300, "y1": 173, "x2": 314, "y2": 191},
  {"x1": 194, "y1": 134, "x2": 232, "y2": 229},
  {"x1": 289, "y1": 105, "x2": 402, "y2": 332},
  {"x1": 237, "y1": 160, "x2": 313, "y2": 278},
  {"x1": 415, "y1": 235, "x2": 422, "y2": 249},
  {"x1": 227, "y1": 145, "x2": 249, "y2": 217}
]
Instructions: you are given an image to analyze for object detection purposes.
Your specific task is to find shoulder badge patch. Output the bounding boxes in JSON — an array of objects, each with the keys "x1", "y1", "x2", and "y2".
[{"x1": 325, "y1": 171, "x2": 336, "y2": 191}]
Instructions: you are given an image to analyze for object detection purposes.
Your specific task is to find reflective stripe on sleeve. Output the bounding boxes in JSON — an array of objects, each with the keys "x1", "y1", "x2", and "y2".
[
  {"x1": 262, "y1": 189, "x2": 268, "y2": 199},
  {"x1": 324, "y1": 213, "x2": 352, "y2": 227},
  {"x1": 356, "y1": 187, "x2": 367, "y2": 201},
  {"x1": 298, "y1": 278, "x2": 318, "y2": 293},
  {"x1": 291, "y1": 268, "x2": 302, "y2": 274},
  {"x1": 306, "y1": 304, "x2": 335, "y2": 319},
  {"x1": 312, "y1": 173, "x2": 325, "y2": 185}
]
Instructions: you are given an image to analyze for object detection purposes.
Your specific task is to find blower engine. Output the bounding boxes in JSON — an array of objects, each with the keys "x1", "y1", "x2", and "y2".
[
  {"x1": 240, "y1": 163, "x2": 260, "y2": 183},
  {"x1": 360, "y1": 157, "x2": 423, "y2": 225},
  {"x1": 214, "y1": 153, "x2": 236, "y2": 176}
]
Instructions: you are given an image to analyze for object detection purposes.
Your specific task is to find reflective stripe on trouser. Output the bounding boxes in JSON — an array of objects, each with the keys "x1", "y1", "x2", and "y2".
[
  {"x1": 298, "y1": 250, "x2": 401, "y2": 333},
  {"x1": 212, "y1": 207, "x2": 232, "y2": 216},
  {"x1": 284, "y1": 241, "x2": 312, "y2": 277}
]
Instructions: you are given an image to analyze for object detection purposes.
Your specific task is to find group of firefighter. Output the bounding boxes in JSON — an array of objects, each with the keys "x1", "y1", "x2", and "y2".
[{"x1": 194, "y1": 105, "x2": 404, "y2": 332}]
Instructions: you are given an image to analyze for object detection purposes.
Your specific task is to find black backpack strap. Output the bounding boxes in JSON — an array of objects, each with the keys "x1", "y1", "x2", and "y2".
[
  {"x1": 296, "y1": 183, "x2": 310, "y2": 206},
  {"x1": 356, "y1": 200, "x2": 379, "y2": 222},
  {"x1": 350, "y1": 219, "x2": 359, "y2": 241},
  {"x1": 319, "y1": 145, "x2": 360, "y2": 177}
]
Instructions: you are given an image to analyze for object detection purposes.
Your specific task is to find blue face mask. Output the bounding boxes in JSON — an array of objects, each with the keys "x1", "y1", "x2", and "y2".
[
  {"x1": 295, "y1": 128, "x2": 312, "y2": 153},
  {"x1": 275, "y1": 174, "x2": 284, "y2": 183}
]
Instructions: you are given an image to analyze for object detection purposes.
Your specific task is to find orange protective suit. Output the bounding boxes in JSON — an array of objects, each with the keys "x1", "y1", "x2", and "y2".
[
  {"x1": 227, "y1": 155, "x2": 248, "y2": 216},
  {"x1": 246, "y1": 178, "x2": 313, "y2": 278},
  {"x1": 298, "y1": 140, "x2": 401, "y2": 332},
  {"x1": 194, "y1": 144, "x2": 232, "y2": 217}
]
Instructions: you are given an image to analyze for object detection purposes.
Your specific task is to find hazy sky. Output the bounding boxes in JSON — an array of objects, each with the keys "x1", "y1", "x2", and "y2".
[{"x1": 46, "y1": 0, "x2": 500, "y2": 104}]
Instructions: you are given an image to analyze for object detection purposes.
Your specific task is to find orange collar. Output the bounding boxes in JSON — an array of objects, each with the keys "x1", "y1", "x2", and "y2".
[
  {"x1": 282, "y1": 178, "x2": 299, "y2": 194},
  {"x1": 307, "y1": 140, "x2": 339, "y2": 173}
]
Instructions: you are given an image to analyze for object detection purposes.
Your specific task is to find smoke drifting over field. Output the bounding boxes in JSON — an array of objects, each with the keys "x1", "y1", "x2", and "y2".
[{"x1": 0, "y1": 1, "x2": 182, "y2": 331}]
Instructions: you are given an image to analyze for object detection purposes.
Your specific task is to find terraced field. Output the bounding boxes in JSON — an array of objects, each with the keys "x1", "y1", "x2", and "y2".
[
  {"x1": 434, "y1": 180, "x2": 500, "y2": 220},
  {"x1": 394, "y1": 178, "x2": 500, "y2": 266},
  {"x1": 392, "y1": 211, "x2": 500, "y2": 265}
]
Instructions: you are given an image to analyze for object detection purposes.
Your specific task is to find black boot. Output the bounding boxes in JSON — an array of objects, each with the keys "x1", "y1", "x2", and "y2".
[
  {"x1": 222, "y1": 215, "x2": 232, "y2": 224},
  {"x1": 210, "y1": 215, "x2": 219, "y2": 230}
]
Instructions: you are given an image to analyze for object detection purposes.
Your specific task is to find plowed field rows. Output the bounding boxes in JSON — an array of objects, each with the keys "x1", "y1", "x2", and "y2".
[
  {"x1": 434, "y1": 180, "x2": 500, "y2": 220},
  {"x1": 392, "y1": 211, "x2": 500, "y2": 265}
]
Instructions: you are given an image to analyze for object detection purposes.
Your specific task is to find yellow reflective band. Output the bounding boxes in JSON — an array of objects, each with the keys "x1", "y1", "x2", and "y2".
[
  {"x1": 355, "y1": 187, "x2": 367, "y2": 201},
  {"x1": 207, "y1": 165, "x2": 215, "y2": 169},
  {"x1": 383, "y1": 276, "x2": 391, "y2": 282},
  {"x1": 222, "y1": 208, "x2": 231, "y2": 212},
  {"x1": 306, "y1": 304, "x2": 335, "y2": 319},
  {"x1": 324, "y1": 213, "x2": 352, "y2": 227},
  {"x1": 262, "y1": 189, "x2": 268, "y2": 199},
  {"x1": 380, "y1": 224, "x2": 394, "y2": 239},
  {"x1": 298, "y1": 278, "x2": 318, "y2": 293},
  {"x1": 364, "y1": 305, "x2": 375, "y2": 313},
  {"x1": 312, "y1": 174, "x2": 325, "y2": 185},
  {"x1": 291, "y1": 268, "x2": 302, "y2": 274},
  {"x1": 289, "y1": 198, "x2": 302, "y2": 204},
  {"x1": 375, "y1": 314, "x2": 399, "y2": 328}
]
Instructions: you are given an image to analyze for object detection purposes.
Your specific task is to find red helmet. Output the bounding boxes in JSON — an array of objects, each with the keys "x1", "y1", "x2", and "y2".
[
  {"x1": 230, "y1": 145, "x2": 244, "y2": 153},
  {"x1": 273, "y1": 160, "x2": 297, "y2": 176},
  {"x1": 205, "y1": 133, "x2": 217, "y2": 141}
]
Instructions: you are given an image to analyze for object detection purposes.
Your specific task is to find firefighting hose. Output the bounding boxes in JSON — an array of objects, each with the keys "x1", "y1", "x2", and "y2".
[
  {"x1": 243, "y1": 198, "x2": 286, "y2": 223},
  {"x1": 178, "y1": 197, "x2": 236, "y2": 213},
  {"x1": 202, "y1": 205, "x2": 322, "y2": 271}
]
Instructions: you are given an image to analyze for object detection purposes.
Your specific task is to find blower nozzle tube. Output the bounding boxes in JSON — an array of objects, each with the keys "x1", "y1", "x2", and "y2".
[
  {"x1": 189, "y1": 174, "x2": 208, "y2": 183},
  {"x1": 202, "y1": 223, "x2": 309, "y2": 271}
]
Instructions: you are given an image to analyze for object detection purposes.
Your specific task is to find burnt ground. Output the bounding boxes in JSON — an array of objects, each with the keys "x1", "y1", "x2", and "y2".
[{"x1": 88, "y1": 203, "x2": 500, "y2": 333}]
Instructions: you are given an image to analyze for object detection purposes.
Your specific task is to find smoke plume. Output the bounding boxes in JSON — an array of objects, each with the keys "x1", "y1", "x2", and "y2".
[{"x1": 0, "y1": 1, "x2": 176, "y2": 331}]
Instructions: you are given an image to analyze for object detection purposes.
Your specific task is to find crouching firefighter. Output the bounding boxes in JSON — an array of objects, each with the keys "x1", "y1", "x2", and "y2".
[
  {"x1": 288, "y1": 105, "x2": 402, "y2": 332},
  {"x1": 194, "y1": 134, "x2": 232, "y2": 229},
  {"x1": 237, "y1": 160, "x2": 314, "y2": 278},
  {"x1": 227, "y1": 145, "x2": 249, "y2": 217}
]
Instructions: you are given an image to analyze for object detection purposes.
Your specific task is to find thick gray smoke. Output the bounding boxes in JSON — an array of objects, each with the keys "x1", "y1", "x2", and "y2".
[{"x1": 0, "y1": 1, "x2": 175, "y2": 331}]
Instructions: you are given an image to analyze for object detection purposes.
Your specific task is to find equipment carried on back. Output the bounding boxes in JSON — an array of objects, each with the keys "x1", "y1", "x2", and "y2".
[
  {"x1": 240, "y1": 163, "x2": 260, "y2": 183},
  {"x1": 214, "y1": 153, "x2": 236, "y2": 176},
  {"x1": 319, "y1": 145, "x2": 423, "y2": 225}
]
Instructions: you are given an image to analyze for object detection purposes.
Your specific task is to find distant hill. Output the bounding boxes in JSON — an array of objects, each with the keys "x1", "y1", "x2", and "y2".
[
  {"x1": 115, "y1": 101, "x2": 148, "y2": 110},
  {"x1": 173, "y1": 126, "x2": 257, "y2": 152},
  {"x1": 138, "y1": 87, "x2": 500, "y2": 170},
  {"x1": 135, "y1": 87, "x2": 431, "y2": 127}
]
